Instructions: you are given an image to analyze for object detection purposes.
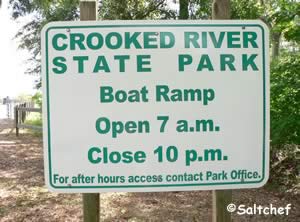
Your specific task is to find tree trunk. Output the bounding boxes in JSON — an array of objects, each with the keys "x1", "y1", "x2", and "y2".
[
  {"x1": 179, "y1": 0, "x2": 189, "y2": 19},
  {"x1": 272, "y1": 32, "x2": 281, "y2": 60},
  {"x1": 212, "y1": 0, "x2": 231, "y2": 19}
]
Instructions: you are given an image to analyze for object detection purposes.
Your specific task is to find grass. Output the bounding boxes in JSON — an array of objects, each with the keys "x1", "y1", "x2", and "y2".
[
  {"x1": 23, "y1": 112, "x2": 42, "y2": 136},
  {"x1": 25, "y1": 118, "x2": 42, "y2": 127}
]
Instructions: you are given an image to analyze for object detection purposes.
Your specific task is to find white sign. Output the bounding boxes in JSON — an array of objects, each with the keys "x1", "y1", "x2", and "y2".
[{"x1": 41, "y1": 20, "x2": 269, "y2": 192}]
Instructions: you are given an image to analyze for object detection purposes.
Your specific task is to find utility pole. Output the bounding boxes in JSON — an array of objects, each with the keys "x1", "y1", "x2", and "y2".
[
  {"x1": 212, "y1": 1, "x2": 232, "y2": 222},
  {"x1": 80, "y1": 1, "x2": 100, "y2": 222}
]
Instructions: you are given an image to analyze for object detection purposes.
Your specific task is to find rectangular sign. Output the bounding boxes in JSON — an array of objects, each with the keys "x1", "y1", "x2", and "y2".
[{"x1": 41, "y1": 20, "x2": 269, "y2": 192}]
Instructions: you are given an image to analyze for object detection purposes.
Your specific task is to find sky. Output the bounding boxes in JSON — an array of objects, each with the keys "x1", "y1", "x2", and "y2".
[
  {"x1": 0, "y1": 1, "x2": 38, "y2": 99},
  {"x1": 0, "y1": 0, "x2": 178, "y2": 100}
]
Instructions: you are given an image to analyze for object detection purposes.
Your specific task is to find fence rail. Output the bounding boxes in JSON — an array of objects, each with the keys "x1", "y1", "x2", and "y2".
[
  {"x1": 16, "y1": 107, "x2": 41, "y2": 112},
  {"x1": 14, "y1": 104, "x2": 42, "y2": 136}
]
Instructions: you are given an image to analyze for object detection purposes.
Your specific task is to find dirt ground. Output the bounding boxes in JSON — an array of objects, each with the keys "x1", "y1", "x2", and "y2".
[{"x1": 0, "y1": 118, "x2": 299, "y2": 222}]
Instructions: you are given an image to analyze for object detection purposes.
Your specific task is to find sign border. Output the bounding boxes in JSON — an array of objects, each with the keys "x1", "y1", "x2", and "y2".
[{"x1": 43, "y1": 22, "x2": 268, "y2": 190}]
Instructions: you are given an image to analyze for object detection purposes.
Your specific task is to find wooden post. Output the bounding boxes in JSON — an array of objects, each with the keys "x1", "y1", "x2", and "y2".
[
  {"x1": 212, "y1": 190, "x2": 232, "y2": 222},
  {"x1": 212, "y1": 1, "x2": 232, "y2": 222},
  {"x1": 15, "y1": 106, "x2": 19, "y2": 136},
  {"x1": 80, "y1": 0, "x2": 97, "y2": 20},
  {"x1": 83, "y1": 193, "x2": 100, "y2": 222},
  {"x1": 80, "y1": 1, "x2": 100, "y2": 222}
]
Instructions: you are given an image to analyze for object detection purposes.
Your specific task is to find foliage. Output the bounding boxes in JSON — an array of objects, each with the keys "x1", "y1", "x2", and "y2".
[
  {"x1": 193, "y1": 0, "x2": 299, "y2": 56},
  {"x1": 190, "y1": 0, "x2": 212, "y2": 19},
  {"x1": 31, "y1": 92, "x2": 42, "y2": 108},
  {"x1": 16, "y1": 93, "x2": 32, "y2": 102},
  {"x1": 179, "y1": 0, "x2": 189, "y2": 19},
  {"x1": 9, "y1": 0, "x2": 79, "y2": 19},
  {"x1": 9, "y1": 0, "x2": 174, "y2": 84},
  {"x1": 270, "y1": 53, "x2": 300, "y2": 145},
  {"x1": 269, "y1": 52, "x2": 300, "y2": 193},
  {"x1": 264, "y1": 0, "x2": 300, "y2": 43},
  {"x1": 24, "y1": 111, "x2": 42, "y2": 136},
  {"x1": 9, "y1": 0, "x2": 79, "y2": 79},
  {"x1": 231, "y1": 0, "x2": 262, "y2": 19},
  {"x1": 24, "y1": 115, "x2": 42, "y2": 126},
  {"x1": 284, "y1": 18, "x2": 300, "y2": 43},
  {"x1": 99, "y1": 0, "x2": 175, "y2": 20},
  {"x1": 192, "y1": 0, "x2": 262, "y2": 20},
  {"x1": 269, "y1": 144, "x2": 300, "y2": 193}
]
